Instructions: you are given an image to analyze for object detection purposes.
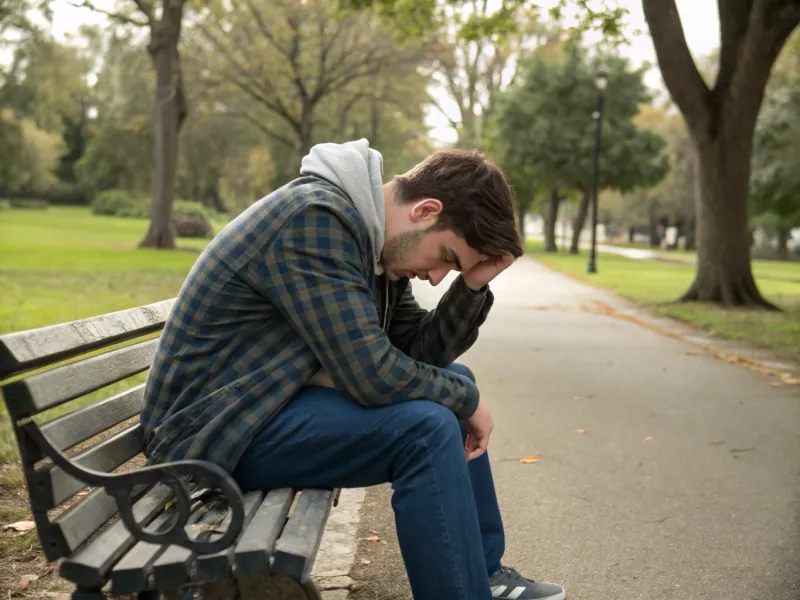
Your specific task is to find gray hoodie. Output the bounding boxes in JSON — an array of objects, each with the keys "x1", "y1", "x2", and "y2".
[{"x1": 300, "y1": 138, "x2": 386, "y2": 274}]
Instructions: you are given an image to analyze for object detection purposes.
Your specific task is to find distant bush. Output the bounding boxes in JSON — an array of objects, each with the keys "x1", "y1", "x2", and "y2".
[
  {"x1": 0, "y1": 200, "x2": 10, "y2": 211},
  {"x1": 173, "y1": 200, "x2": 216, "y2": 222},
  {"x1": 8, "y1": 198, "x2": 48, "y2": 209},
  {"x1": 46, "y1": 182, "x2": 92, "y2": 206},
  {"x1": 92, "y1": 189, "x2": 148, "y2": 218},
  {"x1": 173, "y1": 214, "x2": 213, "y2": 238}
]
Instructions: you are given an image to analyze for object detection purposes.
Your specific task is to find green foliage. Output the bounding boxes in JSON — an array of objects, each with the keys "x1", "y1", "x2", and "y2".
[
  {"x1": 0, "y1": 200, "x2": 9, "y2": 211},
  {"x1": 92, "y1": 189, "x2": 148, "y2": 218},
  {"x1": 173, "y1": 214, "x2": 213, "y2": 239},
  {"x1": 8, "y1": 198, "x2": 48, "y2": 209},
  {"x1": 493, "y1": 45, "x2": 667, "y2": 202},
  {"x1": 750, "y1": 33, "x2": 800, "y2": 249},
  {"x1": 45, "y1": 181, "x2": 93, "y2": 206},
  {"x1": 173, "y1": 200, "x2": 216, "y2": 221}
]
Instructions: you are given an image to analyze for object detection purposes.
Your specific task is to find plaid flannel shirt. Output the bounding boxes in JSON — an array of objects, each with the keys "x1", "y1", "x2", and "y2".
[{"x1": 141, "y1": 176, "x2": 494, "y2": 472}]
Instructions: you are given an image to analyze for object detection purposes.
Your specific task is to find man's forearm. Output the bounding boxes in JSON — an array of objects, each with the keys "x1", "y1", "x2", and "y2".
[{"x1": 389, "y1": 275, "x2": 494, "y2": 367}]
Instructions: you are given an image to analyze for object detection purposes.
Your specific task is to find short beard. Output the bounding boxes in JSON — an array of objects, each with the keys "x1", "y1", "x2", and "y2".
[{"x1": 381, "y1": 228, "x2": 427, "y2": 272}]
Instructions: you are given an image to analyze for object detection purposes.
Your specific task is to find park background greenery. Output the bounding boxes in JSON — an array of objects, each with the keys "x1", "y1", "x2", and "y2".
[{"x1": 0, "y1": 1, "x2": 799, "y2": 595}]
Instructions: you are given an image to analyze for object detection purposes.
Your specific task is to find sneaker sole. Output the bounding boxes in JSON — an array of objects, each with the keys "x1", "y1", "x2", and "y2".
[{"x1": 492, "y1": 590, "x2": 565, "y2": 600}]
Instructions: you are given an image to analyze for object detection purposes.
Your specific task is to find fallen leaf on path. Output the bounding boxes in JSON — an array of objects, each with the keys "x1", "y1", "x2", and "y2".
[
  {"x1": 3, "y1": 520, "x2": 35, "y2": 532},
  {"x1": 364, "y1": 535, "x2": 386, "y2": 544},
  {"x1": 643, "y1": 436, "x2": 653, "y2": 442},
  {"x1": 574, "y1": 429, "x2": 588, "y2": 434},
  {"x1": 16, "y1": 574, "x2": 38, "y2": 590},
  {"x1": 770, "y1": 381, "x2": 783, "y2": 387},
  {"x1": 572, "y1": 395, "x2": 586, "y2": 401},
  {"x1": 520, "y1": 456, "x2": 539, "y2": 463},
  {"x1": 361, "y1": 559, "x2": 372, "y2": 565},
  {"x1": 779, "y1": 372, "x2": 800, "y2": 385}
]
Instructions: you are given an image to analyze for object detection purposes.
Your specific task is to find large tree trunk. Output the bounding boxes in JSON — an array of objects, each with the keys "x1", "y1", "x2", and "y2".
[
  {"x1": 543, "y1": 188, "x2": 559, "y2": 252},
  {"x1": 140, "y1": 3, "x2": 187, "y2": 250},
  {"x1": 516, "y1": 197, "x2": 531, "y2": 239},
  {"x1": 642, "y1": 0, "x2": 800, "y2": 308},
  {"x1": 569, "y1": 190, "x2": 591, "y2": 254}
]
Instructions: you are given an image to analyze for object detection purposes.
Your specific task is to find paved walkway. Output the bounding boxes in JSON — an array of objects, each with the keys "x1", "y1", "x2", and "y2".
[{"x1": 343, "y1": 257, "x2": 800, "y2": 600}]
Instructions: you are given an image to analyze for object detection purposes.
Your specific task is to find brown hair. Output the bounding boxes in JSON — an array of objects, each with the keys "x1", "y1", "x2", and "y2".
[{"x1": 392, "y1": 149, "x2": 524, "y2": 258}]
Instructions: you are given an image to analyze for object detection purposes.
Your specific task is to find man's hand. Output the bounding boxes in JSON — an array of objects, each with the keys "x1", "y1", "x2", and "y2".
[
  {"x1": 462, "y1": 253, "x2": 516, "y2": 291},
  {"x1": 464, "y1": 397, "x2": 494, "y2": 461}
]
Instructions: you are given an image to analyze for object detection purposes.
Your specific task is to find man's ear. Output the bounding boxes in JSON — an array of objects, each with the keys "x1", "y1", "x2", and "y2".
[{"x1": 409, "y1": 198, "x2": 443, "y2": 224}]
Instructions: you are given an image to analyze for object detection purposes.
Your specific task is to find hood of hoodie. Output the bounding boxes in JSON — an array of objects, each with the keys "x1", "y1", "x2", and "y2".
[{"x1": 300, "y1": 139, "x2": 385, "y2": 273}]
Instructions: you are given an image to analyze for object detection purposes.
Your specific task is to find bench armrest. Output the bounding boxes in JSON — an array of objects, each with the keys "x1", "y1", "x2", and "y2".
[{"x1": 23, "y1": 423, "x2": 245, "y2": 554}]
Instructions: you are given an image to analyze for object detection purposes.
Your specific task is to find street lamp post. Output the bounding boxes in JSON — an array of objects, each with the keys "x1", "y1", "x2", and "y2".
[{"x1": 587, "y1": 68, "x2": 608, "y2": 274}]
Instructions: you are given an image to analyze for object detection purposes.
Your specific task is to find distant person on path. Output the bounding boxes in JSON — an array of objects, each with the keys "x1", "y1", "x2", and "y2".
[{"x1": 141, "y1": 139, "x2": 566, "y2": 600}]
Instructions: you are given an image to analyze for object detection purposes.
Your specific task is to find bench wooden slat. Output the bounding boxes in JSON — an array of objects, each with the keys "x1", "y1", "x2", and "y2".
[
  {"x1": 2, "y1": 339, "x2": 157, "y2": 419},
  {"x1": 273, "y1": 489, "x2": 335, "y2": 583},
  {"x1": 59, "y1": 483, "x2": 175, "y2": 587},
  {"x1": 110, "y1": 489, "x2": 209, "y2": 595},
  {"x1": 109, "y1": 505, "x2": 182, "y2": 595},
  {"x1": 0, "y1": 299, "x2": 173, "y2": 379},
  {"x1": 38, "y1": 384, "x2": 144, "y2": 457},
  {"x1": 194, "y1": 491, "x2": 265, "y2": 582},
  {"x1": 234, "y1": 488, "x2": 296, "y2": 576},
  {"x1": 151, "y1": 499, "x2": 232, "y2": 589},
  {"x1": 31, "y1": 425, "x2": 144, "y2": 511},
  {"x1": 45, "y1": 483, "x2": 149, "y2": 559}
]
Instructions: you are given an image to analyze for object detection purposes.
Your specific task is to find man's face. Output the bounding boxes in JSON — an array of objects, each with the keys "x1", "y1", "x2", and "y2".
[{"x1": 382, "y1": 226, "x2": 485, "y2": 286}]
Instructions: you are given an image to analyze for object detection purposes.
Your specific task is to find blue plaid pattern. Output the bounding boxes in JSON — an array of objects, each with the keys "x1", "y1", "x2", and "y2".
[{"x1": 140, "y1": 176, "x2": 494, "y2": 472}]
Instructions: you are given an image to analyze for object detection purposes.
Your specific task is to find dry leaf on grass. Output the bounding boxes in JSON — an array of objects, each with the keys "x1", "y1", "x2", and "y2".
[
  {"x1": 16, "y1": 574, "x2": 39, "y2": 590},
  {"x1": 364, "y1": 535, "x2": 386, "y2": 544},
  {"x1": 520, "y1": 456, "x2": 539, "y2": 464},
  {"x1": 574, "y1": 429, "x2": 588, "y2": 434},
  {"x1": 3, "y1": 520, "x2": 35, "y2": 532}
]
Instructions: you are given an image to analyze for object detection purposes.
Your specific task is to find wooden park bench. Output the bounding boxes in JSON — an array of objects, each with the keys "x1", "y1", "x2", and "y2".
[{"x1": 0, "y1": 300, "x2": 340, "y2": 600}]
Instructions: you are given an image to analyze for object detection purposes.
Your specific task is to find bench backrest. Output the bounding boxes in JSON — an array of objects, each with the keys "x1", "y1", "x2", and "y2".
[{"x1": 0, "y1": 300, "x2": 175, "y2": 561}]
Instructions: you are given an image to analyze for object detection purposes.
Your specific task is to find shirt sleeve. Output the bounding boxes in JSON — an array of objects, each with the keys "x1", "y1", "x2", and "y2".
[
  {"x1": 387, "y1": 276, "x2": 493, "y2": 367},
  {"x1": 249, "y1": 204, "x2": 480, "y2": 419}
]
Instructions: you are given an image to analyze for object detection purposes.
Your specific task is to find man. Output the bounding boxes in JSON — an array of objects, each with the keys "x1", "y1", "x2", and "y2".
[{"x1": 141, "y1": 140, "x2": 565, "y2": 600}]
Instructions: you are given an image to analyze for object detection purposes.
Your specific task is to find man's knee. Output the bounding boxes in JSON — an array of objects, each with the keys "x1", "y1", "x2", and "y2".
[
  {"x1": 404, "y1": 401, "x2": 461, "y2": 442},
  {"x1": 447, "y1": 362, "x2": 476, "y2": 383}
]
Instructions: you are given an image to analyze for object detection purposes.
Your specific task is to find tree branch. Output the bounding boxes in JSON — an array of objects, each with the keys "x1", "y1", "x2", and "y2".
[
  {"x1": 716, "y1": 0, "x2": 754, "y2": 94},
  {"x1": 131, "y1": 0, "x2": 155, "y2": 22},
  {"x1": 642, "y1": 0, "x2": 710, "y2": 132},
  {"x1": 225, "y1": 111, "x2": 294, "y2": 148},
  {"x1": 67, "y1": 0, "x2": 150, "y2": 26},
  {"x1": 426, "y1": 91, "x2": 461, "y2": 130}
]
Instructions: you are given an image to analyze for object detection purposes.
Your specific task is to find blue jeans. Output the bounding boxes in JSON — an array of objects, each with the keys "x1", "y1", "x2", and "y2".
[{"x1": 232, "y1": 364, "x2": 504, "y2": 600}]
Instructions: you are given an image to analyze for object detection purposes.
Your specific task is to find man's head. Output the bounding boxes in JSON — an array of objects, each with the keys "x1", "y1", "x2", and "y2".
[{"x1": 381, "y1": 149, "x2": 523, "y2": 285}]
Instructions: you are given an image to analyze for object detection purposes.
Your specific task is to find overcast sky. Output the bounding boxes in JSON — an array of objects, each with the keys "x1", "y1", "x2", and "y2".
[{"x1": 46, "y1": 0, "x2": 721, "y2": 144}]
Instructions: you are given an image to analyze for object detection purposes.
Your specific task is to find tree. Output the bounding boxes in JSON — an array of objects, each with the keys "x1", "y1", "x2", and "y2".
[
  {"x1": 642, "y1": 0, "x2": 800, "y2": 307},
  {"x1": 75, "y1": 31, "x2": 154, "y2": 194},
  {"x1": 493, "y1": 45, "x2": 667, "y2": 253},
  {"x1": 424, "y1": 1, "x2": 546, "y2": 148},
  {"x1": 750, "y1": 34, "x2": 800, "y2": 260},
  {"x1": 71, "y1": 0, "x2": 191, "y2": 249},
  {"x1": 189, "y1": 0, "x2": 426, "y2": 174}
]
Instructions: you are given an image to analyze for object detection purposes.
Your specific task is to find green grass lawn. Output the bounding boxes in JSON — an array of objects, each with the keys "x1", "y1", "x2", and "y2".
[
  {"x1": 0, "y1": 206, "x2": 221, "y2": 463},
  {"x1": 527, "y1": 240, "x2": 800, "y2": 360}
]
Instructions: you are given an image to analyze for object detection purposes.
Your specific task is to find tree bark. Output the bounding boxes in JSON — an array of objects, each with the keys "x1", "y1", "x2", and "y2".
[
  {"x1": 569, "y1": 190, "x2": 591, "y2": 254},
  {"x1": 776, "y1": 229, "x2": 790, "y2": 261},
  {"x1": 648, "y1": 203, "x2": 660, "y2": 247},
  {"x1": 642, "y1": 0, "x2": 800, "y2": 308},
  {"x1": 684, "y1": 213, "x2": 696, "y2": 251},
  {"x1": 516, "y1": 197, "x2": 532, "y2": 239},
  {"x1": 139, "y1": 0, "x2": 187, "y2": 250},
  {"x1": 543, "y1": 188, "x2": 559, "y2": 252}
]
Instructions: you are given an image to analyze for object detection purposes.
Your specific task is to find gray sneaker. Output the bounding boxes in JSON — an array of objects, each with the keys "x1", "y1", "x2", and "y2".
[{"x1": 488, "y1": 567, "x2": 565, "y2": 600}]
